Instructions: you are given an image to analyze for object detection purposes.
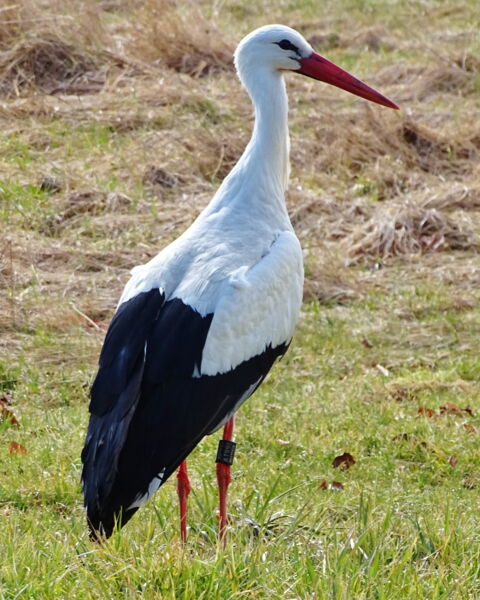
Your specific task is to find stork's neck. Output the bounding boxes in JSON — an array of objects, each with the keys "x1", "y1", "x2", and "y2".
[
  {"x1": 243, "y1": 69, "x2": 290, "y2": 194},
  {"x1": 201, "y1": 68, "x2": 291, "y2": 229}
]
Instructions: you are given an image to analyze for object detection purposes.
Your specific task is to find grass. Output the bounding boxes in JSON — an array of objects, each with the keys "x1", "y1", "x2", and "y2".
[
  {"x1": 1, "y1": 301, "x2": 479, "y2": 599},
  {"x1": 1, "y1": 0, "x2": 480, "y2": 598}
]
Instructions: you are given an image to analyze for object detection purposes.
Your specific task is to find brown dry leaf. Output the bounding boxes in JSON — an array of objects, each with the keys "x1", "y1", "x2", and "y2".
[
  {"x1": 8, "y1": 441, "x2": 27, "y2": 455},
  {"x1": 439, "y1": 403, "x2": 474, "y2": 416},
  {"x1": 0, "y1": 406, "x2": 18, "y2": 425},
  {"x1": 0, "y1": 393, "x2": 13, "y2": 405},
  {"x1": 418, "y1": 407, "x2": 436, "y2": 418},
  {"x1": 440, "y1": 402, "x2": 461, "y2": 414},
  {"x1": 332, "y1": 452, "x2": 356, "y2": 470},
  {"x1": 0, "y1": 395, "x2": 19, "y2": 426},
  {"x1": 319, "y1": 479, "x2": 328, "y2": 490},
  {"x1": 463, "y1": 424, "x2": 478, "y2": 434},
  {"x1": 448, "y1": 455, "x2": 458, "y2": 468},
  {"x1": 330, "y1": 481, "x2": 344, "y2": 491},
  {"x1": 361, "y1": 338, "x2": 373, "y2": 348}
]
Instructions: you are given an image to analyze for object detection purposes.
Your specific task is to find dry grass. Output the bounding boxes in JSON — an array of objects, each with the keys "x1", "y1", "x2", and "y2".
[
  {"x1": 1, "y1": 0, "x2": 479, "y2": 337},
  {"x1": 127, "y1": 0, "x2": 233, "y2": 77},
  {"x1": 0, "y1": 0, "x2": 112, "y2": 95},
  {"x1": 344, "y1": 193, "x2": 479, "y2": 265},
  {"x1": 315, "y1": 111, "x2": 480, "y2": 194}
]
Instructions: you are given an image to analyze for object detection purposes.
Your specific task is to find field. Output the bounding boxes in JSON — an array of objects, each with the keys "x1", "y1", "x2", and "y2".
[{"x1": 1, "y1": 0, "x2": 480, "y2": 598}]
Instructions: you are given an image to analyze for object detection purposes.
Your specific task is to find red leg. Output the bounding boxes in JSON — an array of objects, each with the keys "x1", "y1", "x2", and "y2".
[
  {"x1": 216, "y1": 416, "x2": 236, "y2": 542},
  {"x1": 176, "y1": 460, "x2": 190, "y2": 543}
]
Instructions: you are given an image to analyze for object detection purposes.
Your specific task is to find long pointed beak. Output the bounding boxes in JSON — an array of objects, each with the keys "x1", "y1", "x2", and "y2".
[{"x1": 298, "y1": 51, "x2": 399, "y2": 110}]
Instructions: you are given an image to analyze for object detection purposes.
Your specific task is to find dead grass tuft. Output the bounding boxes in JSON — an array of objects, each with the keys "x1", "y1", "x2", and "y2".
[
  {"x1": 344, "y1": 198, "x2": 478, "y2": 265},
  {"x1": 422, "y1": 182, "x2": 480, "y2": 213},
  {"x1": 0, "y1": 1, "x2": 114, "y2": 95},
  {"x1": 0, "y1": 36, "x2": 100, "y2": 95},
  {"x1": 418, "y1": 53, "x2": 480, "y2": 98},
  {"x1": 316, "y1": 110, "x2": 480, "y2": 201},
  {"x1": 377, "y1": 53, "x2": 479, "y2": 97},
  {"x1": 127, "y1": 0, "x2": 232, "y2": 77}
]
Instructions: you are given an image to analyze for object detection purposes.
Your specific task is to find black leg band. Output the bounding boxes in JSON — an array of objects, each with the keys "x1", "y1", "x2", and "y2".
[{"x1": 216, "y1": 440, "x2": 236, "y2": 466}]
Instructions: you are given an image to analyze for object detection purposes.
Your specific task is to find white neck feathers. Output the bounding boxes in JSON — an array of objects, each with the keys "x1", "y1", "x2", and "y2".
[
  {"x1": 201, "y1": 46, "x2": 292, "y2": 228},
  {"x1": 241, "y1": 67, "x2": 290, "y2": 192}
]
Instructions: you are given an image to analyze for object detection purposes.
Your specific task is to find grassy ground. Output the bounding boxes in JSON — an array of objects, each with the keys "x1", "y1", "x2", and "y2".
[{"x1": 1, "y1": 0, "x2": 480, "y2": 598}]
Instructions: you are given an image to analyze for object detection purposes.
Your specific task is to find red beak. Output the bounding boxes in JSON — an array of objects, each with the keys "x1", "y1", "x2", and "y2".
[{"x1": 298, "y1": 51, "x2": 399, "y2": 110}]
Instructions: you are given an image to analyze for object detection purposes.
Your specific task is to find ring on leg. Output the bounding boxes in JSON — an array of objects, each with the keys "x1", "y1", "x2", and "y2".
[{"x1": 216, "y1": 417, "x2": 236, "y2": 542}]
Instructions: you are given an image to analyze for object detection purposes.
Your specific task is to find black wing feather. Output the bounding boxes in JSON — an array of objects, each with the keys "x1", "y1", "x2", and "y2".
[{"x1": 81, "y1": 288, "x2": 286, "y2": 538}]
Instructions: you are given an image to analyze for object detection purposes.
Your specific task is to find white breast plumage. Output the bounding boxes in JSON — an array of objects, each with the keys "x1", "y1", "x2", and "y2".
[{"x1": 199, "y1": 231, "x2": 303, "y2": 375}]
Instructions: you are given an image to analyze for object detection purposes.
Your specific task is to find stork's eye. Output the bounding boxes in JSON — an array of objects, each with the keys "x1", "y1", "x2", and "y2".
[{"x1": 276, "y1": 39, "x2": 299, "y2": 53}]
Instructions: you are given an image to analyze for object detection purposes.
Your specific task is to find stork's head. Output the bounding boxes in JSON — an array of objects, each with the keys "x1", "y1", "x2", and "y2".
[{"x1": 234, "y1": 24, "x2": 398, "y2": 110}]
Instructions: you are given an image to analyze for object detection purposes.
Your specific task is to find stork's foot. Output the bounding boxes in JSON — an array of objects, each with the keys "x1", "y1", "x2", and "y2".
[
  {"x1": 177, "y1": 460, "x2": 190, "y2": 543},
  {"x1": 216, "y1": 417, "x2": 236, "y2": 543}
]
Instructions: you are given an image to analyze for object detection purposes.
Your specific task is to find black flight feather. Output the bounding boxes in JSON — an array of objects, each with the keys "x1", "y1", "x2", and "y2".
[{"x1": 81, "y1": 288, "x2": 287, "y2": 538}]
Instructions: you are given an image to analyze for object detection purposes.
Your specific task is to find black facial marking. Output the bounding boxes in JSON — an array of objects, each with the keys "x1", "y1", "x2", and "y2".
[{"x1": 276, "y1": 39, "x2": 300, "y2": 55}]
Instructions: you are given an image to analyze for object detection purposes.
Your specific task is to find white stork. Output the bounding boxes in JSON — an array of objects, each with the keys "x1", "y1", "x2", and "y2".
[{"x1": 81, "y1": 24, "x2": 398, "y2": 542}]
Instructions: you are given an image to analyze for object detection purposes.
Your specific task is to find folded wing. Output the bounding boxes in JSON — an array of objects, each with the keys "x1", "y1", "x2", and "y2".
[{"x1": 81, "y1": 232, "x2": 302, "y2": 538}]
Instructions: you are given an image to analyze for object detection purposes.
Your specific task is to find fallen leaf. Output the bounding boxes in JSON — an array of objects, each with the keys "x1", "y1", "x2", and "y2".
[
  {"x1": 361, "y1": 338, "x2": 373, "y2": 348},
  {"x1": 0, "y1": 393, "x2": 13, "y2": 405},
  {"x1": 330, "y1": 481, "x2": 344, "y2": 491},
  {"x1": 463, "y1": 424, "x2": 477, "y2": 434},
  {"x1": 0, "y1": 407, "x2": 19, "y2": 426},
  {"x1": 439, "y1": 402, "x2": 461, "y2": 414},
  {"x1": 418, "y1": 407, "x2": 436, "y2": 418},
  {"x1": 0, "y1": 394, "x2": 19, "y2": 426},
  {"x1": 8, "y1": 441, "x2": 27, "y2": 455},
  {"x1": 448, "y1": 455, "x2": 458, "y2": 467},
  {"x1": 332, "y1": 452, "x2": 356, "y2": 470},
  {"x1": 439, "y1": 403, "x2": 474, "y2": 417},
  {"x1": 319, "y1": 479, "x2": 328, "y2": 490}
]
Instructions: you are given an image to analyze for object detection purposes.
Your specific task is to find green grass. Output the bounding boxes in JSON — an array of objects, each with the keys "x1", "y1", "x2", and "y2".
[{"x1": 1, "y1": 297, "x2": 479, "y2": 599}]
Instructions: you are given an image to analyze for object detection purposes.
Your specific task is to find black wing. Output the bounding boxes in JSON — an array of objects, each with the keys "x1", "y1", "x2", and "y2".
[{"x1": 81, "y1": 288, "x2": 286, "y2": 538}]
